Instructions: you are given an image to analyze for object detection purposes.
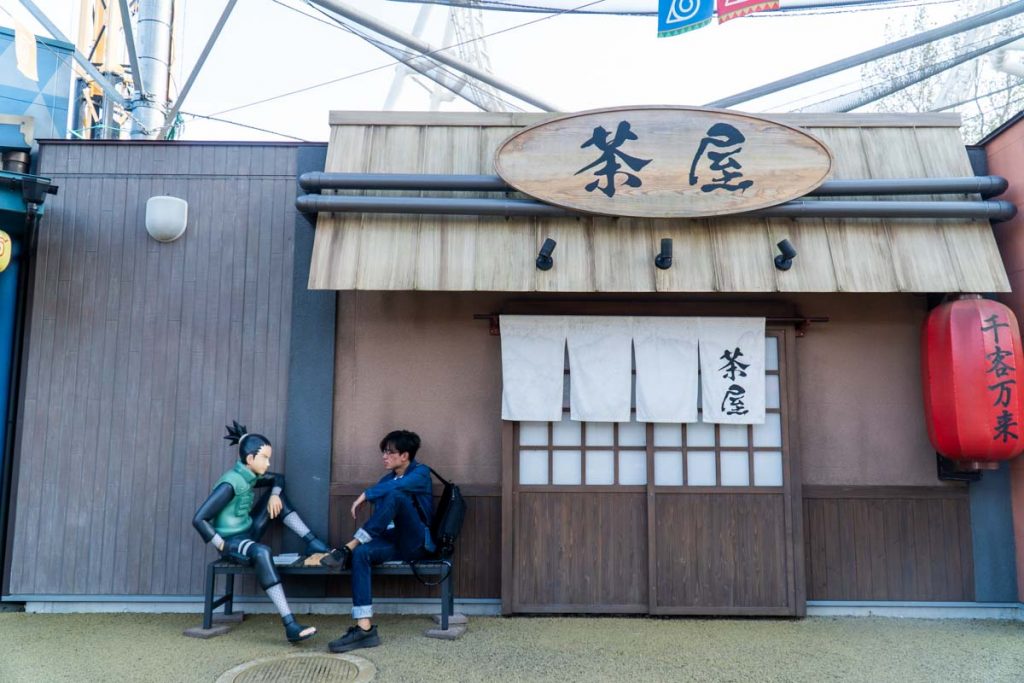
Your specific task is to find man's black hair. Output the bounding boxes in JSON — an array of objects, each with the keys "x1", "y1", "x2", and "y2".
[
  {"x1": 225, "y1": 420, "x2": 272, "y2": 464},
  {"x1": 379, "y1": 429, "x2": 420, "y2": 460}
]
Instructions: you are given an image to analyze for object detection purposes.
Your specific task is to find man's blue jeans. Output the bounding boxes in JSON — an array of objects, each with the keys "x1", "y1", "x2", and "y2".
[{"x1": 351, "y1": 491, "x2": 431, "y2": 619}]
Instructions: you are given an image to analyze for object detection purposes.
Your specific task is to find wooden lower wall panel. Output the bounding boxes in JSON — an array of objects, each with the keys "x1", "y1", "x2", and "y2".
[
  {"x1": 802, "y1": 486, "x2": 974, "y2": 601},
  {"x1": 654, "y1": 494, "x2": 788, "y2": 609},
  {"x1": 514, "y1": 492, "x2": 647, "y2": 610},
  {"x1": 327, "y1": 494, "x2": 500, "y2": 599}
]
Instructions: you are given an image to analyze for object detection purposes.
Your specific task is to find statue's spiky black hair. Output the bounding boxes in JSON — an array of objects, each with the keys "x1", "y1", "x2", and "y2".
[{"x1": 224, "y1": 420, "x2": 247, "y2": 446}]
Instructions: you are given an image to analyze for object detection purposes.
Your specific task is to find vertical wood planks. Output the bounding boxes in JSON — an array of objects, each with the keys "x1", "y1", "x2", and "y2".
[
  {"x1": 802, "y1": 487, "x2": 974, "y2": 601},
  {"x1": 8, "y1": 143, "x2": 298, "y2": 596}
]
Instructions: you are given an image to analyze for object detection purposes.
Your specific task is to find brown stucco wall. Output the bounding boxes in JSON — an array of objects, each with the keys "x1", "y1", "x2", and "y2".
[
  {"x1": 332, "y1": 292, "x2": 941, "y2": 488},
  {"x1": 788, "y1": 294, "x2": 939, "y2": 486}
]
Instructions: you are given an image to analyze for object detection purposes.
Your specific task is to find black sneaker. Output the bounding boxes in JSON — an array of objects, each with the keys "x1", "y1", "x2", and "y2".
[
  {"x1": 328, "y1": 546, "x2": 352, "y2": 570},
  {"x1": 328, "y1": 625, "x2": 381, "y2": 653}
]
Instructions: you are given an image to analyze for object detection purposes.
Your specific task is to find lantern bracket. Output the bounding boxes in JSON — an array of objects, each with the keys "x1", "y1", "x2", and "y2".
[{"x1": 936, "y1": 454, "x2": 982, "y2": 483}]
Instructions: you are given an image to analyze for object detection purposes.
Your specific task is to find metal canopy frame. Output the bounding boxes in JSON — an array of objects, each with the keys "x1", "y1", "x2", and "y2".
[{"x1": 294, "y1": 171, "x2": 1017, "y2": 221}]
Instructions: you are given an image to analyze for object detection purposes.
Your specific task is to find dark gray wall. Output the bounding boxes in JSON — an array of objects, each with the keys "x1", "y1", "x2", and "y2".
[
  {"x1": 5, "y1": 142, "x2": 302, "y2": 596},
  {"x1": 280, "y1": 144, "x2": 334, "y2": 550},
  {"x1": 970, "y1": 463, "x2": 1018, "y2": 602}
]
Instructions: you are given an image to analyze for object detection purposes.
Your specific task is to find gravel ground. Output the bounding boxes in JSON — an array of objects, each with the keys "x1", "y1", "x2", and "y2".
[{"x1": 2, "y1": 612, "x2": 1024, "y2": 682}]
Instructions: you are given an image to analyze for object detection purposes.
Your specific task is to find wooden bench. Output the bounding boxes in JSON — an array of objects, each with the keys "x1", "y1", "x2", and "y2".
[{"x1": 201, "y1": 556, "x2": 456, "y2": 632}]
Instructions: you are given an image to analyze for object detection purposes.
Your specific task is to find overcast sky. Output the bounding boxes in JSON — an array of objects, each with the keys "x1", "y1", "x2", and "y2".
[{"x1": 3, "y1": 0, "x2": 983, "y2": 141}]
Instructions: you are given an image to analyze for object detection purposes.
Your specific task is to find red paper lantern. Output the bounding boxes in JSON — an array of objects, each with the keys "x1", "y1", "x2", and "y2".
[{"x1": 922, "y1": 295, "x2": 1024, "y2": 469}]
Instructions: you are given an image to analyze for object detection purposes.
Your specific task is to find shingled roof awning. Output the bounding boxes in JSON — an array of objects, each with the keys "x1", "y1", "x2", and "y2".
[{"x1": 308, "y1": 111, "x2": 1010, "y2": 293}]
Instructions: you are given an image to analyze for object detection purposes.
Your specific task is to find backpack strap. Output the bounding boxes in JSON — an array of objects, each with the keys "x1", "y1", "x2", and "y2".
[{"x1": 425, "y1": 465, "x2": 449, "y2": 486}]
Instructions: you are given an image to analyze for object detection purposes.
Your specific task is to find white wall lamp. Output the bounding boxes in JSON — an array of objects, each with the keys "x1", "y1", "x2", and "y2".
[{"x1": 145, "y1": 196, "x2": 188, "y2": 242}]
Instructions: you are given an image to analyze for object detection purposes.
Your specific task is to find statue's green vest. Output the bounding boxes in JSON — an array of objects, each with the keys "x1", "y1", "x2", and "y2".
[{"x1": 213, "y1": 461, "x2": 258, "y2": 537}]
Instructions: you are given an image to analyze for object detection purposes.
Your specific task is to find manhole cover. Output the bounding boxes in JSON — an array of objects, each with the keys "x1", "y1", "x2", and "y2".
[{"x1": 216, "y1": 653, "x2": 376, "y2": 683}]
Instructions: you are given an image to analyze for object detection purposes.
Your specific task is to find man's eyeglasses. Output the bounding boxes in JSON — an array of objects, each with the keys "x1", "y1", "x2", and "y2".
[{"x1": 382, "y1": 449, "x2": 399, "y2": 456}]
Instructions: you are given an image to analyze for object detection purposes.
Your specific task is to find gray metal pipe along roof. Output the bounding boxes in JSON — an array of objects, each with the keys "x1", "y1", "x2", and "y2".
[
  {"x1": 298, "y1": 172, "x2": 1010, "y2": 199},
  {"x1": 295, "y1": 194, "x2": 1018, "y2": 222}
]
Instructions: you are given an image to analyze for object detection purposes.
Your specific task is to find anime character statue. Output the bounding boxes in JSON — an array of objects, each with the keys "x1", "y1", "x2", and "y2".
[{"x1": 192, "y1": 421, "x2": 342, "y2": 643}]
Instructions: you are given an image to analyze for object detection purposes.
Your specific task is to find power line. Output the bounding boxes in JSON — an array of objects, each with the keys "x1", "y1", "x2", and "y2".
[
  {"x1": 179, "y1": 111, "x2": 310, "y2": 141},
  {"x1": 205, "y1": 0, "x2": 607, "y2": 117},
  {"x1": 291, "y1": 0, "x2": 525, "y2": 111}
]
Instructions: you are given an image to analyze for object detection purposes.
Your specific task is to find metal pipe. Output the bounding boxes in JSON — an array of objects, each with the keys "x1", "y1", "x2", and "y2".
[
  {"x1": 156, "y1": 0, "x2": 238, "y2": 140},
  {"x1": 131, "y1": 0, "x2": 174, "y2": 138},
  {"x1": 299, "y1": 172, "x2": 510, "y2": 191},
  {"x1": 298, "y1": 172, "x2": 1010, "y2": 198},
  {"x1": 797, "y1": 32, "x2": 1024, "y2": 113},
  {"x1": 117, "y1": 0, "x2": 145, "y2": 97},
  {"x1": 295, "y1": 194, "x2": 1018, "y2": 221},
  {"x1": 17, "y1": 0, "x2": 127, "y2": 108},
  {"x1": 297, "y1": 194, "x2": 570, "y2": 217},
  {"x1": 754, "y1": 199, "x2": 1017, "y2": 220},
  {"x1": 706, "y1": 1, "x2": 1024, "y2": 108},
  {"x1": 304, "y1": 0, "x2": 559, "y2": 111}
]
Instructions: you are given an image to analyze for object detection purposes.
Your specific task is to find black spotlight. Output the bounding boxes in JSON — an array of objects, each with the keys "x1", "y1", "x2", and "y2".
[
  {"x1": 655, "y1": 238, "x2": 673, "y2": 270},
  {"x1": 536, "y1": 238, "x2": 556, "y2": 271},
  {"x1": 774, "y1": 238, "x2": 797, "y2": 271}
]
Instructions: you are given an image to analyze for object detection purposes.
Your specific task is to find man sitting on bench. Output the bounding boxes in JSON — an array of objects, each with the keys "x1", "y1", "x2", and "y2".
[
  {"x1": 192, "y1": 421, "x2": 343, "y2": 643},
  {"x1": 328, "y1": 429, "x2": 435, "y2": 653}
]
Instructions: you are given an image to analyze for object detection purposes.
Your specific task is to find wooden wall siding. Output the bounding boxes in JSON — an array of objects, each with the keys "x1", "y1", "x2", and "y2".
[
  {"x1": 7, "y1": 143, "x2": 298, "y2": 596},
  {"x1": 802, "y1": 487, "x2": 974, "y2": 601},
  {"x1": 328, "y1": 494, "x2": 501, "y2": 599},
  {"x1": 310, "y1": 112, "x2": 1009, "y2": 293},
  {"x1": 654, "y1": 494, "x2": 788, "y2": 610},
  {"x1": 513, "y1": 492, "x2": 648, "y2": 611}
]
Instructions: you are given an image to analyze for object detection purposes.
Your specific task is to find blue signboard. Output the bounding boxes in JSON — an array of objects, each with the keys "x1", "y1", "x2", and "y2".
[{"x1": 0, "y1": 26, "x2": 73, "y2": 148}]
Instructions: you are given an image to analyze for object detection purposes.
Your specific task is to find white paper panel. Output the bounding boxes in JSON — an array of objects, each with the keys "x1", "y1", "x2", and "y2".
[
  {"x1": 765, "y1": 336, "x2": 779, "y2": 371},
  {"x1": 654, "y1": 423, "x2": 683, "y2": 447},
  {"x1": 686, "y1": 419, "x2": 715, "y2": 447},
  {"x1": 619, "y1": 451, "x2": 647, "y2": 485},
  {"x1": 655, "y1": 451, "x2": 684, "y2": 486},
  {"x1": 520, "y1": 422, "x2": 548, "y2": 446},
  {"x1": 766, "y1": 375, "x2": 781, "y2": 410},
  {"x1": 585, "y1": 422, "x2": 614, "y2": 446},
  {"x1": 519, "y1": 450, "x2": 548, "y2": 485},
  {"x1": 586, "y1": 450, "x2": 614, "y2": 484},
  {"x1": 719, "y1": 423, "x2": 748, "y2": 447},
  {"x1": 754, "y1": 451, "x2": 784, "y2": 486},
  {"x1": 721, "y1": 452, "x2": 750, "y2": 486},
  {"x1": 552, "y1": 450, "x2": 582, "y2": 485},
  {"x1": 753, "y1": 413, "x2": 783, "y2": 447},
  {"x1": 618, "y1": 419, "x2": 647, "y2": 447},
  {"x1": 552, "y1": 416, "x2": 582, "y2": 446},
  {"x1": 687, "y1": 451, "x2": 716, "y2": 486}
]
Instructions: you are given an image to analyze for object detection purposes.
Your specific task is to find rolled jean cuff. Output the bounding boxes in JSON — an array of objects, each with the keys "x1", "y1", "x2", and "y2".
[
  {"x1": 354, "y1": 528, "x2": 372, "y2": 544},
  {"x1": 351, "y1": 604, "x2": 373, "y2": 619}
]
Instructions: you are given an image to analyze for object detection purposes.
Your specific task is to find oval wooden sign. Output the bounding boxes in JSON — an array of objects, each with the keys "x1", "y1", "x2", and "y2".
[{"x1": 495, "y1": 106, "x2": 834, "y2": 219}]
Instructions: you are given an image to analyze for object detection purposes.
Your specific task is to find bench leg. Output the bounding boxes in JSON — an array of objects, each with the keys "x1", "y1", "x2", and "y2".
[
  {"x1": 203, "y1": 563, "x2": 215, "y2": 630},
  {"x1": 440, "y1": 565, "x2": 451, "y2": 631},
  {"x1": 224, "y1": 573, "x2": 235, "y2": 616},
  {"x1": 447, "y1": 562, "x2": 455, "y2": 618}
]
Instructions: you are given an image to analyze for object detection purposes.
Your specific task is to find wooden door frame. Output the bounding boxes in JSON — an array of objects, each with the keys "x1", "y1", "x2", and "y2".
[
  {"x1": 644, "y1": 326, "x2": 805, "y2": 616},
  {"x1": 499, "y1": 313, "x2": 806, "y2": 616}
]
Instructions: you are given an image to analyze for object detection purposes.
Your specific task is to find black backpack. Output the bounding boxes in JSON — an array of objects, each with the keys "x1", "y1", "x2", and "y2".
[
  {"x1": 411, "y1": 465, "x2": 466, "y2": 559},
  {"x1": 410, "y1": 466, "x2": 465, "y2": 586},
  {"x1": 428, "y1": 467, "x2": 466, "y2": 558}
]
